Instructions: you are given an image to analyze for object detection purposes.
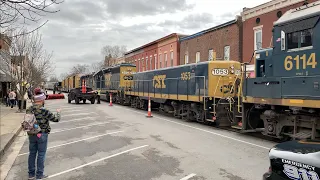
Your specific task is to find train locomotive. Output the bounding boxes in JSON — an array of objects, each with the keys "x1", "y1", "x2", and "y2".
[
  {"x1": 94, "y1": 63, "x2": 136, "y2": 102},
  {"x1": 89, "y1": 3, "x2": 320, "y2": 141},
  {"x1": 242, "y1": 2, "x2": 320, "y2": 140},
  {"x1": 80, "y1": 73, "x2": 95, "y2": 89}
]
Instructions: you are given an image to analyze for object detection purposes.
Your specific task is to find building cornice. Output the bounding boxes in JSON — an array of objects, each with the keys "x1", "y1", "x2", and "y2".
[{"x1": 241, "y1": 0, "x2": 305, "y2": 21}]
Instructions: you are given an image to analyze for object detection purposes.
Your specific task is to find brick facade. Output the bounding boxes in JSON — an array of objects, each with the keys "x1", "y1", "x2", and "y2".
[
  {"x1": 241, "y1": 0, "x2": 318, "y2": 63},
  {"x1": 179, "y1": 16, "x2": 243, "y2": 65},
  {"x1": 125, "y1": 33, "x2": 187, "y2": 72}
]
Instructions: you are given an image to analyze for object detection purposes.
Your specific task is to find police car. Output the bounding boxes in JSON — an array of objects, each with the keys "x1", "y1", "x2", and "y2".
[{"x1": 263, "y1": 140, "x2": 320, "y2": 180}]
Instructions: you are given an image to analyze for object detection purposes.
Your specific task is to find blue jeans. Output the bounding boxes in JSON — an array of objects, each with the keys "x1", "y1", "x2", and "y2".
[{"x1": 28, "y1": 133, "x2": 48, "y2": 178}]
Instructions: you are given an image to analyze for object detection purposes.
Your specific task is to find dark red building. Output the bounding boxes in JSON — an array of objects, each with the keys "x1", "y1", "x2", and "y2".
[{"x1": 124, "y1": 33, "x2": 187, "y2": 72}]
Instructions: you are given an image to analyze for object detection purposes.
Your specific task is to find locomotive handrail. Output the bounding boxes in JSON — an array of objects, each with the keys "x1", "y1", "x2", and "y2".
[{"x1": 237, "y1": 66, "x2": 244, "y2": 113}]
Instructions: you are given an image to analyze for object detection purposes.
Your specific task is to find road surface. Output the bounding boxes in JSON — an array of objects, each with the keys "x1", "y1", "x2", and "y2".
[{"x1": 4, "y1": 97, "x2": 277, "y2": 180}]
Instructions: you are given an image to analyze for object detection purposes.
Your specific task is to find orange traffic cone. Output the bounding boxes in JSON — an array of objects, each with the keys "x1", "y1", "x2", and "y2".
[
  {"x1": 109, "y1": 93, "x2": 113, "y2": 106},
  {"x1": 146, "y1": 97, "x2": 152, "y2": 118},
  {"x1": 81, "y1": 79, "x2": 85, "y2": 93}
]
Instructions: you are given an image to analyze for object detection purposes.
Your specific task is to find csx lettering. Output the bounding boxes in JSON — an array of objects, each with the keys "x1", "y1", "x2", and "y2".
[
  {"x1": 283, "y1": 164, "x2": 319, "y2": 180},
  {"x1": 181, "y1": 72, "x2": 191, "y2": 80},
  {"x1": 284, "y1": 53, "x2": 317, "y2": 71},
  {"x1": 153, "y1": 75, "x2": 166, "y2": 88}
]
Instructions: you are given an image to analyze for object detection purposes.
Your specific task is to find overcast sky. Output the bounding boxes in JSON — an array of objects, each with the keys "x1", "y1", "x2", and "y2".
[{"x1": 35, "y1": 0, "x2": 269, "y2": 77}]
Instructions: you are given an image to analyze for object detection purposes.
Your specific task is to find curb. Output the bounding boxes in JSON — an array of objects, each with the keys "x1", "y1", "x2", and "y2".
[{"x1": 0, "y1": 126, "x2": 23, "y2": 159}]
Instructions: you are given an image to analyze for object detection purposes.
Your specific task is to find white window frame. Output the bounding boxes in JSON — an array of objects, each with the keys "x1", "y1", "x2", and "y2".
[
  {"x1": 146, "y1": 57, "x2": 148, "y2": 70},
  {"x1": 224, "y1": 46, "x2": 230, "y2": 61},
  {"x1": 164, "y1": 53, "x2": 167, "y2": 68},
  {"x1": 159, "y1": 54, "x2": 162, "y2": 68},
  {"x1": 208, "y1": 49, "x2": 213, "y2": 61},
  {"x1": 154, "y1": 55, "x2": 157, "y2": 69},
  {"x1": 184, "y1": 54, "x2": 189, "y2": 64},
  {"x1": 254, "y1": 26, "x2": 263, "y2": 51},
  {"x1": 170, "y1": 51, "x2": 174, "y2": 67},
  {"x1": 196, "y1": 52, "x2": 200, "y2": 63},
  {"x1": 141, "y1": 58, "x2": 144, "y2": 71}
]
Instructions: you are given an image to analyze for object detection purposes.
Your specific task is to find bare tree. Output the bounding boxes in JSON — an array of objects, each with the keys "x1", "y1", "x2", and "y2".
[
  {"x1": 101, "y1": 45, "x2": 127, "y2": 67},
  {"x1": 49, "y1": 76, "x2": 59, "y2": 82},
  {"x1": 91, "y1": 61, "x2": 103, "y2": 72},
  {"x1": 70, "y1": 64, "x2": 89, "y2": 76},
  {"x1": 0, "y1": 29, "x2": 54, "y2": 111},
  {"x1": 1, "y1": 0, "x2": 63, "y2": 35},
  {"x1": 59, "y1": 72, "x2": 69, "y2": 81}
]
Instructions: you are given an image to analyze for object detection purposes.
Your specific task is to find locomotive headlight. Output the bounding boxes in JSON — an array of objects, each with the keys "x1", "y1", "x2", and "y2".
[{"x1": 230, "y1": 65, "x2": 235, "y2": 74}]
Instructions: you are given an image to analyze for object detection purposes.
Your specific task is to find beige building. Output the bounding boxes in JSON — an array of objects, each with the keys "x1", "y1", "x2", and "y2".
[{"x1": 104, "y1": 56, "x2": 125, "y2": 67}]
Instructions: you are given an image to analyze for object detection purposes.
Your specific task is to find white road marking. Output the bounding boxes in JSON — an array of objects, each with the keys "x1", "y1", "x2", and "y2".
[
  {"x1": 57, "y1": 109, "x2": 82, "y2": 113},
  {"x1": 51, "y1": 117, "x2": 97, "y2": 124},
  {"x1": 17, "y1": 131, "x2": 123, "y2": 156},
  {"x1": 116, "y1": 106, "x2": 270, "y2": 150},
  {"x1": 51, "y1": 122, "x2": 110, "y2": 134},
  {"x1": 62, "y1": 112, "x2": 98, "y2": 117},
  {"x1": 46, "y1": 107, "x2": 78, "y2": 111},
  {"x1": 180, "y1": 173, "x2": 197, "y2": 180},
  {"x1": 47, "y1": 145, "x2": 149, "y2": 179},
  {"x1": 45, "y1": 105, "x2": 70, "y2": 108}
]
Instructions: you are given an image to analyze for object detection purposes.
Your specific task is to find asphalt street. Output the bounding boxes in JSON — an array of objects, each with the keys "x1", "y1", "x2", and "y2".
[{"x1": 4, "y1": 97, "x2": 277, "y2": 180}]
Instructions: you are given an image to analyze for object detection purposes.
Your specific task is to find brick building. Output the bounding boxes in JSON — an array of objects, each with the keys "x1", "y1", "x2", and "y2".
[
  {"x1": 179, "y1": 16, "x2": 243, "y2": 65},
  {"x1": 125, "y1": 33, "x2": 187, "y2": 72},
  {"x1": 241, "y1": 0, "x2": 318, "y2": 64},
  {"x1": 0, "y1": 33, "x2": 12, "y2": 98}
]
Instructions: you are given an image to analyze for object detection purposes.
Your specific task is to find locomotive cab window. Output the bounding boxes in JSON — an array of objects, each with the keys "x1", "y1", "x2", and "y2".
[{"x1": 287, "y1": 28, "x2": 313, "y2": 50}]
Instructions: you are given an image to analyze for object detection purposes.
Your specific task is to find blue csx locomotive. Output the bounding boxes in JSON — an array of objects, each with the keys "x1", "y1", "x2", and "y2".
[
  {"x1": 84, "y1": 3, "x2": 320, "y2": 141},
  {"x1": 243, "y1": 2, "x2": 320, "y2": 140}
]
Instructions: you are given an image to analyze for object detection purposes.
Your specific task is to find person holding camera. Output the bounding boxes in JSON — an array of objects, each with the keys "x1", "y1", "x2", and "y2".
[{"x1": 26, "y1": 88, "x2": 60, "y2": 180}]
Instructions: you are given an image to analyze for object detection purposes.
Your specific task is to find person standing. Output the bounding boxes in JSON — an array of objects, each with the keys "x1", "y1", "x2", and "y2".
[
  {"x1": 26, "y1": 88, "x2": 60, "y2": 179},
  {"x1": 5, "y1": 91, "x2": 9, "y2": 107},
  {"x1": 8, "y1": 90, "x2": 16, "y2": 108},
  {"x1": 96, "y1": 89, "x2": 101, "y2": 104}
]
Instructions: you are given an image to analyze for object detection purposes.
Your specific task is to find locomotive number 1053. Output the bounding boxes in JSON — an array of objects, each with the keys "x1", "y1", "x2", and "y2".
[{"x1": 284, "y1": 53, "x2": 317, "y2": 71}]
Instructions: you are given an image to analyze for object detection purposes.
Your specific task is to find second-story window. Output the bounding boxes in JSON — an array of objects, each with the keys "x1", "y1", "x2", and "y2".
[
  {"x1": 170, "y1": 51, "x2": 173, "y2": 66},
  {"x1": 196, "y1": 52, "x2": 200, "y2": 63},
  {"x1": 254, "y1": 28, "x2": 262, "y2": 50},
  {"x1": 164, "y1": 53, "x2": 167, "y2": 68},
  {"x1": 146, "y1": 57, "x2": 148, "y2": 70}
]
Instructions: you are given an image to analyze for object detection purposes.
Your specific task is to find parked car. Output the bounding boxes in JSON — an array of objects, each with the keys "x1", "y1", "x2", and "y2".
[
  {"x1": 263, "y1": 140, "x2": 320, "y2": 180},
  {"x1": 67, "y1": 87, "x2": 96, "y2": 104}
]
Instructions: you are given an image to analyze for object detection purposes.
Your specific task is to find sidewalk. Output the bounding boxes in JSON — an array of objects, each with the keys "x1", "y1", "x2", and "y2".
[{"x1": 0, "y1": 99, "x2": 30, "y2": 158}]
